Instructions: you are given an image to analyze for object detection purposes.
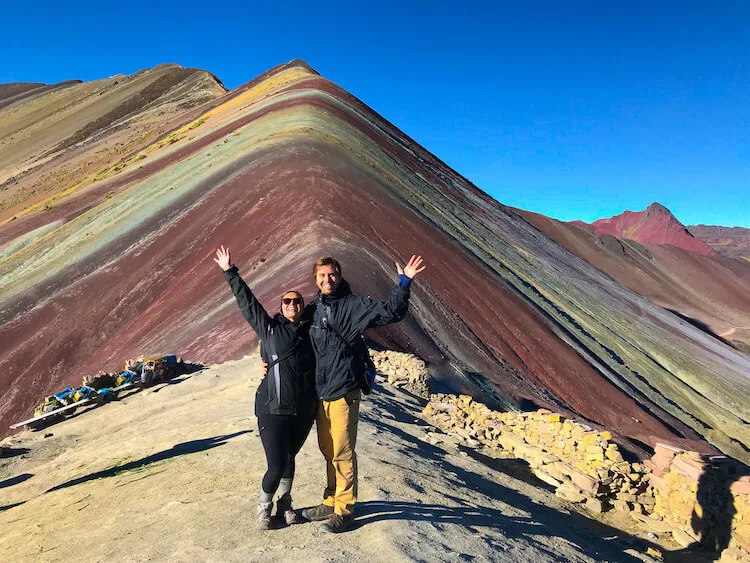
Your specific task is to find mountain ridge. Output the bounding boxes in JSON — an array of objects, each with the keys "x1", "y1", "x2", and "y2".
[
  {"x1": 579, "y1": 202, "x2": 715, "y2": 256},
  {"x1": 1, "y1": 61, "x2": 748, "y2": 464},
  {"x1": 688, "y1": 224, "x2": 750, "y2": 262}
]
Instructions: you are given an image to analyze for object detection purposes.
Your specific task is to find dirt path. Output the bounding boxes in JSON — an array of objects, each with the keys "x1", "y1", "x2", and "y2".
[{"x1": 1, "y1": 357, "x2": 688, "y2": 562}]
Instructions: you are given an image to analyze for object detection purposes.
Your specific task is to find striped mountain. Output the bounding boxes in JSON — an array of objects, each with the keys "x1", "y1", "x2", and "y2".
[{"x1": 1, "y1": 60, "x2": 748, "y2": 464}]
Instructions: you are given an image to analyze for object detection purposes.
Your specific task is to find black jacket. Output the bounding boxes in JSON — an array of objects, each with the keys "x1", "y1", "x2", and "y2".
[
  {"x1": 310, "y1": 279, "x2": 410, "y2": 401},
  {"x1": 224, "y1": 267, "x2": 317, "y2": 417}
]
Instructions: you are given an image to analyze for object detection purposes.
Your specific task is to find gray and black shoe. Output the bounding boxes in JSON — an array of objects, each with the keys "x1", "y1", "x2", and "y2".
[
  {"x1": 276, "y1": 493, "x2": 298, "y2": 525},
  {"x1": 319, "y1": 513, "x2": 354, "y2": 533},
  {"x1": 301, "y1": 503, "x2": 334, "y2": 522},
  {"x1": 256, "y1": 501, "x2": 273, "y2": 530}
]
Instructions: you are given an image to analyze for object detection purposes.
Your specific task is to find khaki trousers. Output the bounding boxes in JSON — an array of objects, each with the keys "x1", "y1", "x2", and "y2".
[{"x1": 316, "y1": 389, "x2": 361, "y2": 516}]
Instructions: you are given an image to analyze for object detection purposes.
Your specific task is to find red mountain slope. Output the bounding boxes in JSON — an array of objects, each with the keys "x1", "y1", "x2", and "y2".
[
  {"x1": 522, "y1": 207, "x2": 750, "y2": 364},
  {"x1": 586, "y1": 203, "x2": 715, "y2": 255}
]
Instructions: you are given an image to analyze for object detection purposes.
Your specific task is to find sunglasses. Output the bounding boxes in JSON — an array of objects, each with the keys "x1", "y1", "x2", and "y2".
[{"x1": 282, "y1": 297, "x2": 302, "y2": 306}]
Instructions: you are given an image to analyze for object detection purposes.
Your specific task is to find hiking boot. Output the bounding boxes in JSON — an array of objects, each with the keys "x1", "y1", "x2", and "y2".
[
  {"x1": 301, "y1": 503, "x2": 334, "y2": 522},
  {"x1": 319, "y1": 512, "x2": 354, "y2": 533},
  {"x1": 256, "y1": 501, "x2": 273, "y2": 530},
  {"x1": 276, "y1": 493, "x2": 298, "y2": 525}
]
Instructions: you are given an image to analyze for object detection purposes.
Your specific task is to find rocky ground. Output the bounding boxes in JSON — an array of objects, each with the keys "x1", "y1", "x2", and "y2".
[{"x1": 0, "y1": 357, "x2": 711, "y2": 562}]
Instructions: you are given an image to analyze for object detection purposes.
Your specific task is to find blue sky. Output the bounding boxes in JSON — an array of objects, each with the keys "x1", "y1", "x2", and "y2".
[{"x1": 2, "y1": 1, "x2": 748, "y2": 227}]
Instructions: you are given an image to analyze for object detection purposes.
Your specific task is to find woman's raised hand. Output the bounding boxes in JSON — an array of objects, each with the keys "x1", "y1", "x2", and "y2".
[
  {"x1": 396, "y1": 255, "x2": 426, "y2": 279},
  {"x1": 214, "y1": 245, "x2": 232, "y2": 271}
]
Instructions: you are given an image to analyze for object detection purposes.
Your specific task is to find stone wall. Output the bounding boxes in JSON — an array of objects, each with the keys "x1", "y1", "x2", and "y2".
[
  {"x1": 423, "y1": 394, "x2": 650, "y2": 513},
  {"x1": 371, "y1": 350, "x2": 430, "y2": 398},
  {"x1": 422, "y1": 394, "x2": 750, "y2": 561}
]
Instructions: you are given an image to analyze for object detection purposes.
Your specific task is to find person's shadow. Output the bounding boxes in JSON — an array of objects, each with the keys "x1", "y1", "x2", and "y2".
[
  {"x1": 0, "y1": 473, "x2": 33, "y2": 489},
  {"x1": 46, "y1": 430, "x2": 251, "y2": 493},
  {"x1": 677, "y1": 458, "x2": 743, "y2": 560}
]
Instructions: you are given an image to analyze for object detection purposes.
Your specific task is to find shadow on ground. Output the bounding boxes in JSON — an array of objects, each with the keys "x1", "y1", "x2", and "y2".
[
  {"x1": 363, "y1": 386, "x2": 714, "y2": 563},
  {"x1": 0, "y1": 501, "x2": 26, "y2": 511},
  {"x1": 150, "y1": 362, "x2": 206, "y2": 394},
  {"x1": 675, "y1": 461, "x2": 742, "y2": 561},
  {"x1": 0, "y1": 473, "x2": 33, "y2": 489},
  {"x1": 667, "y1": 309, "x2": 736, "y2": 349},
  {"x1": 0, "y1": 447, "x2": 30, "y2": 458},
  {"x1": 46, "y1": 430, "x2": 251, "y2": 493}
]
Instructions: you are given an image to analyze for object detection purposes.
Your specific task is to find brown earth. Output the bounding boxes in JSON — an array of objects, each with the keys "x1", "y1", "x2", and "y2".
[
  {"x1": 1, "y1": 357, "x2": 702, "y2": 562},
  {"x1": 519, "y1": 208, "x2": 750, "y2": 351},
  {"x1": 689, "y1": 225, "x2": 750, "y2": 262},
  {"x1": 0, "y1": 64, "x2": 226, "y2": 219}
]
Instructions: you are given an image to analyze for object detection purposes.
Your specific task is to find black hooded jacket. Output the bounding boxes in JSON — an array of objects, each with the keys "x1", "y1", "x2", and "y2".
[
  {"x1": 224, "y1": 266, "x2": 317, "y2": 417},
  {"x1": 310, "y1": 279, "x2": 410, "y2": 401}
]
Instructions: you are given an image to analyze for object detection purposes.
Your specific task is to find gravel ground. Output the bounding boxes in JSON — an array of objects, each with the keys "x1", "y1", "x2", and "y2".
[{"x1": 1, "y1": 356, "x2": 694, "y2": 562}]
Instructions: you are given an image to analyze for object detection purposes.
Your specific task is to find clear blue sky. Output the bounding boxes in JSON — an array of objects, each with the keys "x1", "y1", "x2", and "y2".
[{"x1": 2, "y1": 1, "x2": 748, "y2": 227}]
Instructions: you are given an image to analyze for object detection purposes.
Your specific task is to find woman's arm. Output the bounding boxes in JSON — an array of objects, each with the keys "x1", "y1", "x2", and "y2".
[{"x1": 215, "y1": 245, "x2": 273, "y2": 336}]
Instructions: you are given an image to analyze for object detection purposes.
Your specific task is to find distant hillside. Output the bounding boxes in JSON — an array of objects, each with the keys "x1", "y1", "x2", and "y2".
[
  {"x1": 0, "y1": 64, "x2": 226, "y2": 220},
  {"x1": 689, "y1": 224, "x2": 750, "y2": 262},
  {"x1": 0, "y1": 81, "x2": 82, "y2": 111},
  {"x1": 583, "y1": 202, "x2": 715, "y2": 255},
  {"x1": 521, "y1": 204, "x2": 750, "y2": 379}
]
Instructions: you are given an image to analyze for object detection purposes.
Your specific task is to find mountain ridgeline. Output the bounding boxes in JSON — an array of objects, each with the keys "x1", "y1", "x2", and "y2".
[{"x1": 0, "y1": 60, "x2": 748, "y2": 463}]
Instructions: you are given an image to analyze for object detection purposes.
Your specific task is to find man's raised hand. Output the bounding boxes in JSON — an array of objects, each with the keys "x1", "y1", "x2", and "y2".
[
  {"x1": 214, "y1": 245, "x2": 232, "y2": 271},
  {"x1": 396, "y1": 255, "x2": 426, "y2": 279}
]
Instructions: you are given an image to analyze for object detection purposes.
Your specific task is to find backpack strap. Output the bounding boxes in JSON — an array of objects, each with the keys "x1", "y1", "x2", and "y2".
[
  {"x1": 265, "y1": 338, "x2": 301, "y2": 371},
  {"x1": 262, "y1": 324, "x2": 302, "y2": 407},
  {"x1": 320, "y1": 302, "x2": 375, "y2": 395}
]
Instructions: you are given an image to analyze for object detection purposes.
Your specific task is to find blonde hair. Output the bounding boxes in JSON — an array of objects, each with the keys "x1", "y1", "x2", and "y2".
[{"x1": 312, "y1": 256, "x2": 341, "y2": 278}]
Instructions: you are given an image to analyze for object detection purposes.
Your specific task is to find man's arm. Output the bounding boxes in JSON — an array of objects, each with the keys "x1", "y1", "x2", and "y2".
[{"x1": 351, "y1": 255, "x2": 426, "y2": 333}]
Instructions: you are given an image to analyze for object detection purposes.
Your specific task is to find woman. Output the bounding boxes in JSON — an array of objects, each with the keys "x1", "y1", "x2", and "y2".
[{"x1": 214, "y1": 245, "x2": 317, "y2": 530}]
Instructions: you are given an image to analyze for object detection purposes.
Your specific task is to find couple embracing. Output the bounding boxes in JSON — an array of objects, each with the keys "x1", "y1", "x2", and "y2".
[{"x1": 214, "y1": 246, "x2": 426, "y2": 533}]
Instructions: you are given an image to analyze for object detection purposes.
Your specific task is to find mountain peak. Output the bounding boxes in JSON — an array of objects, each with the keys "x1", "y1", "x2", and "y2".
[
  {"x1": 645, "y1": 202, "x2": 673, "y2": 218},
  {"x1": 586, "y1": 205, "x2": 715, "y2": 255}
]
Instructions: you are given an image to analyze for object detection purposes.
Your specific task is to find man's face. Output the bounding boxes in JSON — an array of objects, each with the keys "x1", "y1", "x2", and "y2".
[{"x1": 316, "y1": 264, "x2": 340, "y2": 295}]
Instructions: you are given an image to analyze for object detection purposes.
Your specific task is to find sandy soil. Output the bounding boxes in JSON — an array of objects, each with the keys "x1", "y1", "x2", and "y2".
[{"x1": 0, "y1": 357, "x2": 701, "y2": 562}]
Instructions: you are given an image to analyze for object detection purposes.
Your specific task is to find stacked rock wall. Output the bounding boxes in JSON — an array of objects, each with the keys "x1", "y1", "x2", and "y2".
[
  {"x1": 370, "y1": 350, "x2": 430, "y2": 398},
  {"x1": 423, "y1": 394, "x2": 750, "y2": 561},
  {"x1": 423, "y1": 394, "x2": 650, "y2": 514},
  {"x1": 732, "y1": 481, "x2": 750, "y2": 560}
]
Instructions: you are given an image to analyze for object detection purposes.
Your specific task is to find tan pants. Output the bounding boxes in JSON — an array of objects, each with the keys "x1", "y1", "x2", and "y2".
[{"x1": 316, "y1": 390, "x2": 361, "y2": 516}]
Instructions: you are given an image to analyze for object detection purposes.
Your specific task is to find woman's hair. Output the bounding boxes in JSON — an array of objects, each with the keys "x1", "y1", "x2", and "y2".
[
  {"x1": 280, "y1": 290, "x2": 304, "y2": 309},
  {"x1": 313, "y1": 256, "x2": 342, "y2": 278}
]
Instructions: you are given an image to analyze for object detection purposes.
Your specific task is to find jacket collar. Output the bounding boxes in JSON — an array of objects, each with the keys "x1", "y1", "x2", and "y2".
[
  {"x1": 274, "y1": 312, "x2": 309, "y2": 327},
  {"x1": 318, "y1": 278, "x2": 353, "y2": 304}
]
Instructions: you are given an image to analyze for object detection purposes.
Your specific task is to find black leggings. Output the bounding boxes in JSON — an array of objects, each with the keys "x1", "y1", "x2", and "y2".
[{"x1": 257, "y1": 413, "x2": 315, "y2": 495}]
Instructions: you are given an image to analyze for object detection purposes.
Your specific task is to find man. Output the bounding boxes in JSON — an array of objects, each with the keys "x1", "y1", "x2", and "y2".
[{"x1": 302, "y1": 255, "x2": 426, "y2": 533}]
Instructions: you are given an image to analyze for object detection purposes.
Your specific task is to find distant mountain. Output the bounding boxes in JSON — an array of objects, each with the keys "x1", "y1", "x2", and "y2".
[
  {"x1": 522, "y1": 202, "x2": 750, "y2": 372},
  {"x1": 689, "y1": 224, "x2": 750, "y2": 261},
  {"x1": 0, "y1": 64, "x2": 226, "y2": 220},
  {"x1": 583, "y1": 202, "x2": 715, "y2": 255},
  {"x1": 0, "y1": 80, "x2": 82, "y2": 111}
]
